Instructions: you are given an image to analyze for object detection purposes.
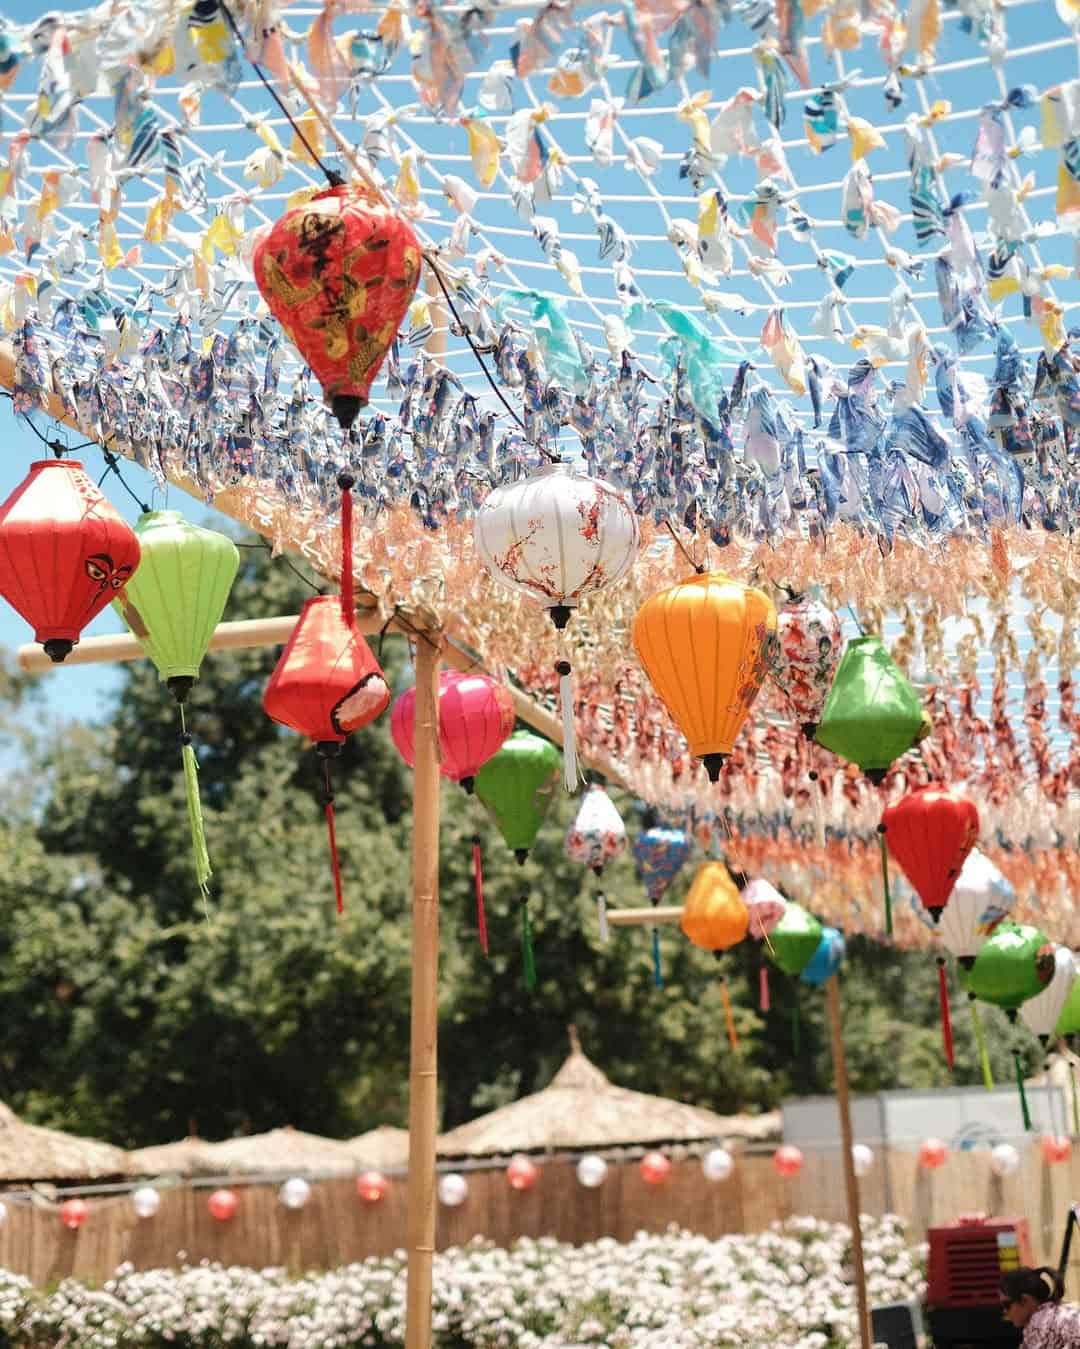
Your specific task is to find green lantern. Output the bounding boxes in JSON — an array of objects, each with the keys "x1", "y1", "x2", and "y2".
[
  {"x1": 814, "y1": 637, "x2": 924, "y2": 784},
  {"x1": 1055, "y1": 973, "x2": 1080, "y2": 1040},
  {"x1": 116, "y1": 511, "x2": 240, "y2": 899},
  {"x1": 768, "y1": 903, "x2": 823, "y2": 977},
  {"x1": 475, "y1": 729, "x2": 561, "y2": 989},
  {"x1": 961, "y1": 922, "x2": 1054, "y2": 1017}
]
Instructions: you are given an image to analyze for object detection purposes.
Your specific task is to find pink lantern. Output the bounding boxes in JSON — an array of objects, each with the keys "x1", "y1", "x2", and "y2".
[
  {"x1": 391, "y1": 671, "x2": 515, "y2": 794},
  {"x1": 506, "y1": 1156, "x2": 540, "y2": 1191},
  {"x1": 356, "y1": 1170, "x2": 390, "y2": 1203},
  {"x1": 918, "y1": 1138, "x2": 948, "y2": 1171},
  {"x1": 1041, "y1": 1134, "x2": 1073, "y2": 1165},
  {"x1": 207, "y1": 1189, "x2": 238, "y2": 1221},
  {"x1": 773, "y1": 1145, "x2": 804, "y2": 1178},
  {"x1": 60, "y1": 1198, "x2": 89, "y2": 1230},
  {"x1": 640, "y1": 1151, "x2": 671, "y2": 1185},
  {"x1": 743, "y1": 878, "x2": 787, "y2": 939}
]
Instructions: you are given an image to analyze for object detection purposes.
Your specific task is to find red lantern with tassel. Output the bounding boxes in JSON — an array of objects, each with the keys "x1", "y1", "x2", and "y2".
[
  {"x1": 263, "y1": 475, "x2": 390, "y2": 913},
  {"x1": 0, "y1": 459, "x2": 141, "y2": 662},
  {"x1": 881, "y1": 785, "x2": 979, "y2": 922},
  {"x1": 252, "y1": 185, "x2": 422, "y2": 429}
]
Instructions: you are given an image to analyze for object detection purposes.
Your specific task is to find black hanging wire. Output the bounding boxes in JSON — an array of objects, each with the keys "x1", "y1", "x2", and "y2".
[
  {"x1": 218, "y1": 0, "x2": 343, "y2": 189},
  {"x1": 235, "y1": 541, "x2": 326, "y2": 595},
  {"x1": 98, "y1": 448, "x2": 151, "y2": 513},
  {"x1": 0, "y1": 393, "x2": 96, "y2": 457}
]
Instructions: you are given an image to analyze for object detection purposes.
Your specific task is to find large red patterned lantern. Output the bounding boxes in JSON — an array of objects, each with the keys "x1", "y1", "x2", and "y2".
[
  {"x1": 253, "y1": 184, "x2": 422, "y2": 429},
  {"x1": 881, "y1": 785, "x2": 979, "y2": 922},
  {"x1": 0, "y1": 460, "x2": 141, "y2": 662}
]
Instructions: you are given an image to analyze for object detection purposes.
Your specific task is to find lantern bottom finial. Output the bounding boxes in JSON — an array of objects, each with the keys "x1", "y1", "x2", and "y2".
[
  {"x1": 702, "y1": 753, "x2": 726, "y2": 782},
  {"x1": 958, "y1": 955, "x2": 976, "y2": 971},
  {"x1": 515, "y1": 848, "x2": 528, "y2": 865},
  {"x1": 926, "y1": 905, "x2": 944, "y2": 923},
  {"x1": 42, "y1": 638, "x2": 73, "y2": 663},
  {"x1": 331, "y1": 395, "x2": 365, "y2": 431},
  {"x1": 801, "y1": 721, "x2": 818, "y2": 739},
  {"x1": 167, "y1": 676, "x2": 196, "y2": 705},
  {"x1": 316, "y1": 740, "x2": 344, "y2": 759},
  {"x1": 865, "y1": 768, "x2": 888, "y2": 785},
  {"x1": 549, "y1": 604, "x2": 572, "y2": 631},
  {"x1": 1040, "y1": 1033, "x2": 1050, "y2": 1049},
  {"x1": 1005, "y1": 1008, "x2": 1018, "y2": 1025},
  {"x1": 458, "y1": 776, "x2": 475, "y2": 795}
]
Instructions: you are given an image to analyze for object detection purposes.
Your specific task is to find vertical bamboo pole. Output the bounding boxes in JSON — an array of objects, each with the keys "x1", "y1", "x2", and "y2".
[
  {"x1": 405, "y1": 630, "x2": 441, "y2": 1349},
  {"x1": 826, "y1": 975, "x2": 873, "y2": 1349}
]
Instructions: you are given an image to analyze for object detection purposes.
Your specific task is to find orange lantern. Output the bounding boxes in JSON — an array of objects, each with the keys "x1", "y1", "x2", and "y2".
[
  {"x1": 632, "y1": 573, "x2": 777, "y2": 781},
  {"x1": 681, "y1": 861, "x2": 749, "y2": 1050},
  {"x1": 356, "y1": 1170, "x2": 391, "y2": 1203},
  {"x1": 773, "y1": 1145, "x2": 803, "y2": 1177},
  {"x1": 60, "y1": 1198, "x2": 89, "y2": 1230},
  {"x1": 918, "y1": 1138, "x2": 948, "y2": 1170},
  {"x1": 506, "y1": 1156, "x2": 540, "y2": 1191},
  {"x1": 1041, "y1": 1134, "x2": 1073, "y2": 1165},
  {"x1": 640, "y1": 1151, "x2": 672, "y2": 1185},
  {"x1": 207, "y1": 1189, "x2": 238, "y2": 1221}
]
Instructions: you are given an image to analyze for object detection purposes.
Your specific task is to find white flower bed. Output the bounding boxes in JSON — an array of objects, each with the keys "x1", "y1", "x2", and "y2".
[{"x1": 0, "y1": 1214, "x2": 926, "y2": 1347}]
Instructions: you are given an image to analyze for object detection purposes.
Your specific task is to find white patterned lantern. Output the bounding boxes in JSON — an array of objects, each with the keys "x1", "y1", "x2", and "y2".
[
  {"x1": 475, "y1": 463, "x2": 640, "y2": 790},
  {"x1": 565, "y1": 784, "x2": 628, "y2": 943},
  {"x1": 937, "y1": 849, "x2": 1015, "y2": 969},
  {"x1": 1021, "y1": 945, "x2": 1077, "y2": 1047}
]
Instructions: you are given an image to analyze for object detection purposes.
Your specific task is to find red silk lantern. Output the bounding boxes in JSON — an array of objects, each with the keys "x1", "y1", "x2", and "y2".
[
  {"x1": 1041, "y1": 1134, "x2": 1073, "y2": 1165},
  {"x1": 60, "y1": 1198, "x2": 89, "y2": 1230},
  {"x1": 207, "y1": 1189, "x2": 238, "y2": 1221},
  {"x1": 918, "y1": 1138, "x2": 948, "y2": 1170},
  {"x1": 356, "y1": 1170, "x2": 390, "y2": 1203},
  {"x1": 506, "y1": 1156, "x2": 540, "y2": 1191},
  {"x1": 253, "y1": 184, "x2": 422, "y2": 429},
  {"x1": 391, "y1": 671, "x2": 514, "y2": 793},
  {"x1": 640, "y1": 1151, "x2": 672, "y2": 1185},
  {"x1": 773, "y1": 1145, "x2": 803, "y2": 1178},
  {"x1": 881, "y1": 785, "x2": 979, "y2": 921},
  {"x1": 0, "y1": 460, "x2": 141, "y2": 662}
]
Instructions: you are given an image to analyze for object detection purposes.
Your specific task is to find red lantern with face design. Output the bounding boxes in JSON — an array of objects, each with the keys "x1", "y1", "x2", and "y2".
[{"x1": 0, "y1": 460, "x2": 141, "y2": 662}]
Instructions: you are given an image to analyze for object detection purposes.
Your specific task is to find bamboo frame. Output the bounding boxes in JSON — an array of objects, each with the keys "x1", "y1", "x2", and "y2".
[
  {"x1": 604, "y1": 906, "x2": 685, "y2": 927},
  {"x1": 406, "y1": 630, "x2": 441, "y2": 1349},
  {"x1": 826, "y1": 975, "x2": 872, "y2": 1349}
]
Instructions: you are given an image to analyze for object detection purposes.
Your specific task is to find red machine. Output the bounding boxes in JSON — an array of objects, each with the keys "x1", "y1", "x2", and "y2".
[{"x1": 926, "y1": 1215, "x2": 1031, "y2": 1348}]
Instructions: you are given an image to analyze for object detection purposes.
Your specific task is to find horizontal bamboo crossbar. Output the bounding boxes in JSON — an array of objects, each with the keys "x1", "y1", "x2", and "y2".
[{"x1": 605, "y1": 906, "x2": 685, "y2": 927}]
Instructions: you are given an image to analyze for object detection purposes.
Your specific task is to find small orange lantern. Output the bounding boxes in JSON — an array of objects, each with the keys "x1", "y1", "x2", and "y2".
[
  {"x1": 632, "y1": 573, "x2": 777, "y2": 781},
  {"x1": 681, "y1": 861, "x2": 749, "y2": 1049}
]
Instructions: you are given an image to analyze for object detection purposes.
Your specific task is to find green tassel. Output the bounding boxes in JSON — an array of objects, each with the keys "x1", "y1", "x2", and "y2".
[
  {"x1": 1014, "y1": 1050, "x2": 1032, "y2": 1132},
  {"x1": 181, "y1": 739, "x2": 212, "y2": 900},
  {"x1": 520, "y1": 898, "x2": 536, "y2": 990},
  {"x1": 970, "y1": 999, "x2": 994, "y2": 1091},
  {"x1": 792, "y1": 999, "x2": 801, "y2": 1056},
  {"x1": 878, "y1": 829, "x2": 893, "y2": 939}
]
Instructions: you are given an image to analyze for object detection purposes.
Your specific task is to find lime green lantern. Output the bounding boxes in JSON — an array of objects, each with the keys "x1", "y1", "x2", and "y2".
[
  {"x1": 768, "y1": 903, "x2": 823, "y2": 977},
  {"x1": 961, "y1": 922, "x2": 1054, "y2": 1018},
  {"x1": 475, "y1": 729, "x2": 561, "y2": 988},
  {"x1": 1056, "y1": 972, "x2": 1080, "y2": 1041},
  {"x1": 815, "y1": 637, "x2": 924, "y2": 785},
  {"x1": 116, "y1": 511, "x2": 240, "y2": 899}
]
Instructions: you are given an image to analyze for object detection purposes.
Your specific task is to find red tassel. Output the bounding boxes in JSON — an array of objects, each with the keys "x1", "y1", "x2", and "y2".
[
  {"x1": 937, "y1": 957, "x2": 954, "y2": 1070},
  {"x1": 339, "y1": 474, "x2": 354, "y2": 624},
  {"x1": 325, "y1": 797, "x2": 344, "y2": 916},
  {"x1": 472, "y1": 835, "x2": 489, "y2": 955},
  {"x1": 759, "y1": 963, "x2": 770, "y2": 1012}
]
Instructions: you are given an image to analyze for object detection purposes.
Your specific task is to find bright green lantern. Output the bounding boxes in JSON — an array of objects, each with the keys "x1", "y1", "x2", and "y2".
[
  {"x1": 768, "y1": 903, "x2": 823, "y2": 977},
  {"x1": 474, "y1": 729, "x2": 561, "y2": 989},
  {"x1": 116, "y1": 511, "x2": 240, "y2": 898},
  {"x1": 814, "y1": 637, "x2": 924, "y2": 784},
  {"x1": 1055, "y1": 973, "x2": 1080, "y2": 1040},
  {"x1": 961, "y1": 922, "x2": 1054, "y2": 1018}
]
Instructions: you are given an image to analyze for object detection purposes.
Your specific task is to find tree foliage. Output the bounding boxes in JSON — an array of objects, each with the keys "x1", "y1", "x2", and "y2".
[{"x1": 0, "y1": 538, "x2": 1039, "y2": 1147}]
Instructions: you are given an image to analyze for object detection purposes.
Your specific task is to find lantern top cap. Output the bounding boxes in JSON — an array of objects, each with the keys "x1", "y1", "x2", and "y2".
[
  {"x1": 135, "y1": 510, "x2": 187, "y2": 527},
  {"x1": 28, "y1": 458, "x2": 85, "y2": 472}
]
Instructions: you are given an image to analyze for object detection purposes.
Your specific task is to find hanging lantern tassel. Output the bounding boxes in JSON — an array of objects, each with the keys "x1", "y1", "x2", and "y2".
[
  {"x1": 936, "y1": 957, "x2": 955, "y2": 1071},
  {"x1": 969, "y1": 997, "x2": 994, "y2": 1091},
  {"x1": 1013, "y1": 1050, "x2": 1032, "y2": 1132},
  {"x1": 877, "y1": 823, "x2": 893, "y2": 938},
  {"x1": 759, "y1": 961, "x2": 771, "y2": 1012},
  {"x1": 179, "y1": 708, "x2": 212, "y2": 903},
  {"x1": 321, "y1": 753, "x2": 345, "y2": 917},
  {"x1": 472, "y1": 835, "x2": 488, "y2": 955},
  {"x1": 651, "y1": 898, "x2": 664, "y2": 990},
  {"x1": 792, "y1": 995, "x2": 801, "y2": 1055},
  {"x1": 555, "y1": 658, "x2": 579, "y2": 793},
  {"x1": 594, "y1": 870, "x2": 610, "y2": 945},
  {"x1": 719, "y1": 974, "x2": 739, "y2": 1051},
  {"x1": 520, "y1": 896, "x2": 537, "y2": 990},
  {"x1": 809, "y1": 770, "x2": 826, "y2": 848}
]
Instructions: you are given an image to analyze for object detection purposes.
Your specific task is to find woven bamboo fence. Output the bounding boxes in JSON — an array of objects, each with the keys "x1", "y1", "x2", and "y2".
[{"x1": 2, "y1": 1143, "x2": 1078, "y2": 1287}]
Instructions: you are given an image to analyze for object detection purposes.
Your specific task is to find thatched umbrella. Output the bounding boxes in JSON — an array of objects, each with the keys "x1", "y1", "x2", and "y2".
[
  {"x1": 0, "y1": 1100, "x2": 140, "y2": 1182},
  {"x1": 128, "y1": 1137, "x2": 223, "y2": 1178},
  {"x1": 197, "y1": 1127, "x2": 359, "y2": 1176},
  {"x1": 436, "y1": 1027, "x2": 780, "y2": 1159},
  {"x1": 349, "y1": 1125, "x2": 409, "y2": 1171}
]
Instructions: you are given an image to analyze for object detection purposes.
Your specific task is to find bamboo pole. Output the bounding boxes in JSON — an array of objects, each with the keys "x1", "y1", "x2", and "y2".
[
  {"x1": 405, "y1": 629, "x2": 442, "y2": 1349},
  {"x1": 825, "y1": 975, "x2": 873, "y2": 1349},
  {"x1": 604, "y1": 906, "x2": 685, "y2": 927}
]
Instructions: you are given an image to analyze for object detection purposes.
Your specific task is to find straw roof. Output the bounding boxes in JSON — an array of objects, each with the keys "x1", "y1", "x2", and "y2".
[
  {"x1": 128, "y1": 1136, "x2": 224, "y2": 1178},
  {"x1": 199, "y1": 1127, "x2": 360, "y2": 1176},
  {"x1": 0, "y1": 1100, "x2": 140, "y2": 1182},
  {"x1": 437, "y1": 1029, "x2": 780, "y2": 1158},
  {"x1": 349, "y1": 1126, "x2": 409, "y2": 1171}
]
